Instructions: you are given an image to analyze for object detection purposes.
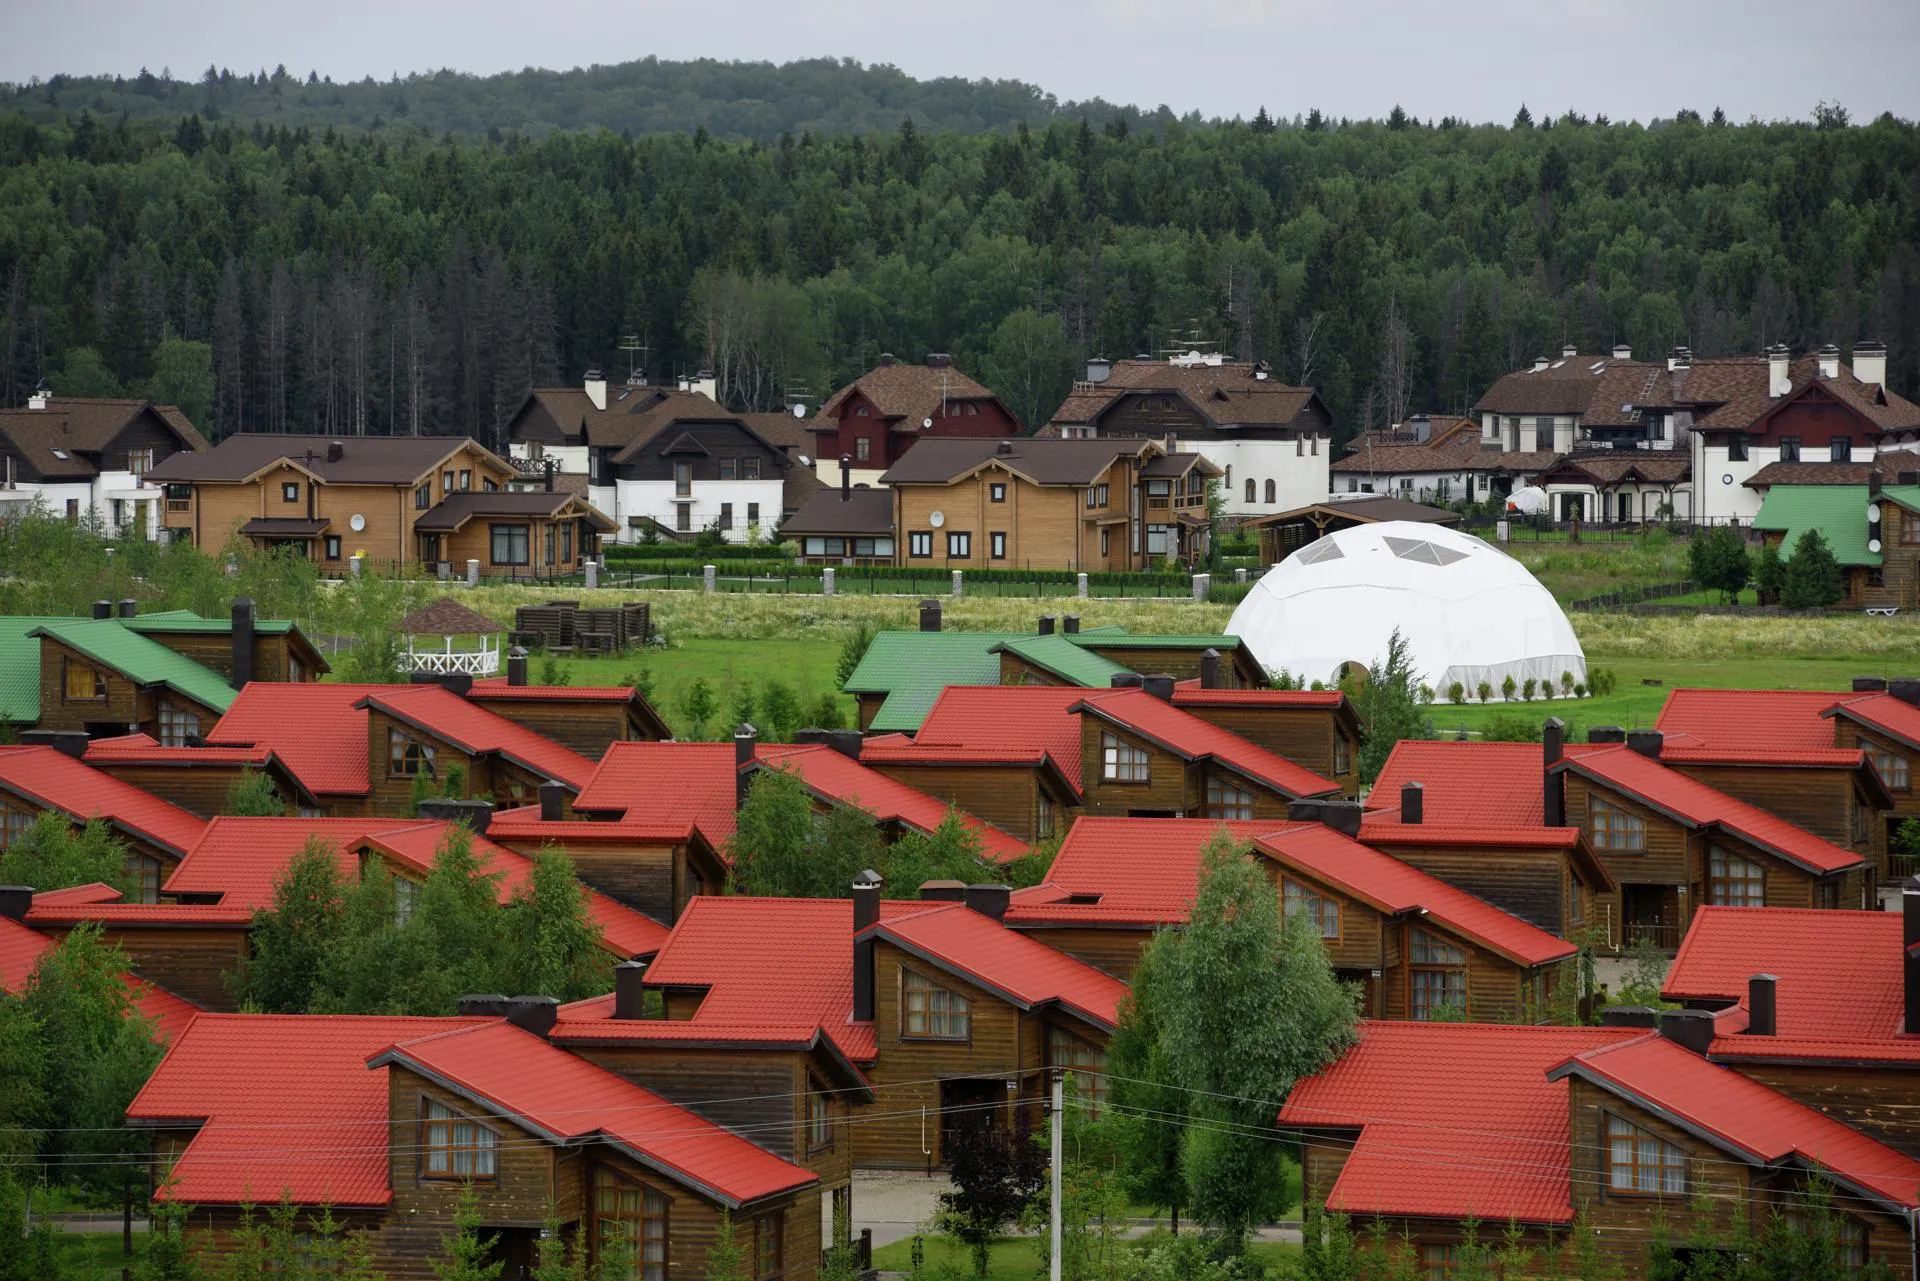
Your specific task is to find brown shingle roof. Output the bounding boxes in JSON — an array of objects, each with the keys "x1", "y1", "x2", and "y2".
[
  {"x1": 782, "y1": 463, "x2": 825, "y2": 517},
  {"x1": 742, "y1": 411, "x2": 815, "y2": 454},
  {"x1": 879, "y1": 437, "x2": 1156, "y2": 486},
  {"x1": 0, "y1": 414, "x2": 99, "y2": 479},
  {"x1": 1743, "y1": 449, "x2": 1920, "y2": 489},
  {"x1": 817, "y1": 360, "x2": 1000, "y2": 430},
  {"x1": 1473, "y1": 354, "x2": 1650, "y2": 416},
  {"x1": 412, "y1": 491, "x2": 614, "y2": 533},
  {"x1": 149, "y1": 434, "x2": 498, "y2": 486},
  {"x1": 150, "y1": 405, "x2": 211, "y2": 451},
  {"x1": 779, "y1": 488, "x2": 894, "y2": 537},
  {"x1": 1050, "y1": 361, "x2": 1320, "y2": 429},
  {"x1": 1548, "y1": 454, "x2": 1691, "y2": 485},
  {"x1": 397, "y1": 598, "x2": 506, "y2": 636}
]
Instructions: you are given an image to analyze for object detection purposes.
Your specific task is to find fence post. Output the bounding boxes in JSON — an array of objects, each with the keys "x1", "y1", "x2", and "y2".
[
  {"x1": 822, "y1": 567, "x2": 836, "y2": 596},
  {"x1": 951, "y1": 569, "x2": 963, "y2": 597},
  {"x1": 1077, "y1": 572, "x2": 1088, "y2": 599},
  {"x1": 703, "y1": 564, "x2": 716, "y2": 593},
  {"x1": 348, "y1": 553, "x2": 364, "y2": 579},
  {"x1": 465, "y1": 559, "x2": 480, "y2": 587},
  {"x1": 1235, "y1": 567, "x2": 1248, "y2": 584},
  {"x1": 1191, "y1": 572, "x2": 1210, "y2": 603},
  {"x1": 584, "y1": 560, "x2": 600, "y2": 590},
  {"x1": 1496, "y1": 519, "x2": 1510, "y2": 543}
]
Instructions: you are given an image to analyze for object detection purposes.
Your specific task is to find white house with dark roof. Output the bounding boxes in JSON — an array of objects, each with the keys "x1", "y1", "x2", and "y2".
[{"x1": 0, "y1": 391, "x2": 208, "y2": 538}]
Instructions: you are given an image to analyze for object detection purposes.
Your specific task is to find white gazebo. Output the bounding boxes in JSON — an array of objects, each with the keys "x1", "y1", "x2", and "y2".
[{"x1": 396, "y1": 598, "x2": 506, "y2": 677}]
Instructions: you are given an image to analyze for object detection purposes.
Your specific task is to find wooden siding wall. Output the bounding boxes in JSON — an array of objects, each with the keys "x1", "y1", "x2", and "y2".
[
  {"x1": 497, "y1": 838, "x2": 683, "y2": 922},
  {"x1": 1726, "y1": 1062, "x2": 1920, "y2": 1161},
  {"x1": 1368, "y1": 841, "x2": 1576, "y2": 935},
  {"x1": 1834, "y1": 723, "x2": 1920, "y2": 826},
  {"x1": 859, "y1": 762, "x2": 1047, "y2": 844},
  {"x1": 361, "y1": 710, "x2": 546, "y2": 815},
  {"x1": 35, "y1": 923, "x2": 247, "y2": 1010},
  {"x1": 1177, "y1": 705, "x2": 1355, "y2": 794},
  {"x1": 1002, "y1": 925, "x2": 1154, "y2": 980},
  {"x1": 893, "y1": 467, "x2": 1091, "y2": 572},
  {"x1": 36, "y1": 636, "x2": 149, "y2": 733},
  {"x1": 1664, "y1": 762, "x2": 1858, "y2": 849},
  {"x1": 143, "y1": 631, "x2": 312, "y2": 685},
  {"x1": 88, "y1": 762, "x2": 263, "y2": 819},
  {"x1": 854, "y1": 694, "x2": 888, "y2": 732},
  {"x1": 464, "y1": 701, "x2": 640, "y2": 759}
]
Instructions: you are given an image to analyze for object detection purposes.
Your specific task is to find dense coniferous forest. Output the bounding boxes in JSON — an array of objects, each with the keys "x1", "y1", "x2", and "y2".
[{"x1": 0, "y1": 85, "x2": 1915, "y2": 449}]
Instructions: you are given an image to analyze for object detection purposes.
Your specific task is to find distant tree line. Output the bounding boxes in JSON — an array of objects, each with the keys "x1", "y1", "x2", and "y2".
[{"x1": 0, "y1": 100, "x2": 1916, "y2": 450}]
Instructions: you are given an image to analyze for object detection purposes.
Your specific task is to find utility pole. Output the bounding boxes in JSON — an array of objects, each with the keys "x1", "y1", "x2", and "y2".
[{"x1": 1049, "y1": 1070, "x2": 1064, "y2": 1281}]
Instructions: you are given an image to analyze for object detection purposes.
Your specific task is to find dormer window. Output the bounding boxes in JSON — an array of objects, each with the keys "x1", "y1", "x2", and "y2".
[
  {"x1": 902, "y1": 968, "x2": 970, "y2": 1039},
  {"x1": 423, "y1": 1097, "x2": 498, "y2": 1178},
  {"x1": 1605, "y1": 1114, "x2": 1685, "y2": 1195},
  {"x1": 388, "y1": 729, "x2": 436, "y2": 778}
]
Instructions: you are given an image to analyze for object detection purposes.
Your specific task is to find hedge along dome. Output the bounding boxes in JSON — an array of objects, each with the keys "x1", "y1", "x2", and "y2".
[{"x1": 1226, "y1": 520, "x2": 1586, "y2": 697}]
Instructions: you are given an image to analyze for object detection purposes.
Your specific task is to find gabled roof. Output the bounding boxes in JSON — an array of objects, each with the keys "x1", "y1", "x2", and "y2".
[
  {"x1": 353, "y1": 685, "x2": 598, "y2": 790},
  {"x1": 1170, "y1": 681, "x2": 1360, "y2": 723},
  {"x1": 753, "y1": 744, "x2": 1027, "y2": 863},
  {"x1": 1656, "y1": 687, "x2": 1851, "y2": 753},
  {"x1": 369, "y1": 1021, "x2": 818, "y2": 1208},
  {"x1": 204, "y1": 682, "x2": 379, "y2": 795},
  {"x1": 0, "y1": 913, "x2": 200, "y2": 1041},
  {"x1": 573, "y1": 742, "x2": 740, "y2": 849},
  {"x1": 818, "y1": 359, "x2": 1001, "y2": 428},
  {"x1": 878, "y1": 437, "x2": 1159, "y2": 487},
  {"x1": 28, "y1": 617, "x2": 240, "y2": 715},
  {"x1": 465, "y1": 679, "x2": 673, "y2": 739},
  {"x1": 869, "y1": 901, "x2": 1129, "y2": 1031},
  {"x1": 1008, "y1": 817, "x2": 1284, "y2": 926},
  {"x1": 1370, "y1": 740, "x2": 1546, "y2": 828},
  {"x1": 147, "y1": 434, "x2": 500, "y2": 486},
  {"x1": 844, "y1": 631, "x2": 1024, "y2": 732},
  {"x1": 0, "y1": 745, "x2": 208, "y2": 857},
  {"x1": 779, "y1": 488, "x2": 894, "y2": 537},
  {"x1": 1071, "y1": 688, "x2": 1341, "y2": 800},
  {"x1": 1663, "y1": 906, "x2": 1920, "y2": 1064},
  {"x1": 1237, "y1": 496, "x2": 1464, "y2": 531},
  {"x1": 914, "y1": 685, "x2": 1092, "y2": 791},
  {"x1": 160, "y1": 816, "x2": 669, "y2": 958},
  {"x1": 990, "y1": 634, "x2": 1131, "y2": 687},
  {"x1": 127, "y1": 1014, "x2": 487, "y2": 1206},
  {"x1": 1253, "y1": 824, "x2": 1575, "y2": 967},
  {"x1": 1752, "y1": 484, "x2": 1878, "y2": 565},
  {"x1": 397, "y1": 598, "x2": 507, "y2": 636},
  {"x1": 1474, "y1": 353, "x2": 1647, "y2": 417},
  {"x1": 1550, "y1": 1034, "x2": 1920, "y2": 1212},
  {"x1": 1553, "y1": 745, "x2": 1864, "y2": 875},
  {"x1": 1049, "y1": 360, "x2": 1322, "y2": 431},
  {"x1": 0, "y1": 396, "x2": 207, "y2": 452},
  {"x1": 412, "y1": 490, "x2": 614, "y2": 534},
  {"x1": 1825, "y1": 689, "x2": 1920, "y2": 753},
  {"x1": 1540, "y1": 453, "x2": 1690, "y2": 486},
  {"x1": 1279, "y1": 1021, "x2": 1644, "y2": 1224}
]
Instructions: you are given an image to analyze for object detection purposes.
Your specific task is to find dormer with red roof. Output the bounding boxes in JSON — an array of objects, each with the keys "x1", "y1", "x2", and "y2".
[
  {"x1": 857, "y1": 731, "x2": 1081, "y2": 847},
  {"x1": 128, "y1": 1011, "x2": 825, "y2": 1281},
  {"x1": 465, "y1": 672, "x2": 672, "y2": 758},
  {"x1": 1071, "y1": 684, "x2": 1341, "y2": 818},
  {"x1": 1169, "y1": 680, "x2": 1364, "y2": 796},
  {"x1": 1552, "y1": 733, "x2": 1871, "y2": 949},
  {"x1": 81, "y1": 733, "x2": 319, "y2": 819},
  {"x1": 20, "y1": 883, "x2": 251, "y2": 1009},
  {"x1": 488, "y1": 803, "x2": 727, "y2": 926},
  {"x1": 1825, "y1": 682, "x2": 1920, "y2": 875},
  {"x1": 0, "y1": 743, "x2": 209, "y2": 901}
]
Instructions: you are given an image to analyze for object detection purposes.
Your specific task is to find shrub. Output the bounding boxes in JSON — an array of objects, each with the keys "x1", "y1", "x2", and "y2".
[
  {"x1": 1782, "y1": 529, "x2": 1844, "y2": 609},
  {"x1": 1475, "y1": 681, "x2": 1492, "y2": 703},
  {"x1": 1573, "y1": 682, "x2": 1587, "y2": 698},
  {"x1": 1560, "y1": 671, "x2": 1575, "y2": 695},
  {"x1": 1522, "y1": 677, "x2": 1537, "y2": 701},
  {"x1": 1500, "y1": 675, "x2": 1517, "y2": 702},
  {"x1": 1447, "y1": 681, "x2": 1465, "y2": 705},
  {"x1": 1480, "y1": 713, "x2": 1542, "y2": 742},
  {"x1": 1753, "y1": 540, "x2": 1786, "y2": 605}
]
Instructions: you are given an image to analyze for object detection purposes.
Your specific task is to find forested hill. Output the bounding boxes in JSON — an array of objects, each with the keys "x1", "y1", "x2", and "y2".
[
  {"x1": 0, "y1": 108, "x2": 1916, "y2": 451},
  {"x1": 0, "y1": 58, "x2": 1151, "y2": 141}
]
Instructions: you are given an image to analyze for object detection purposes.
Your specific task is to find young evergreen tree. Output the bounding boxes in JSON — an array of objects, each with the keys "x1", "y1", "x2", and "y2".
[
  {"x1": 499, "y1": 845, "x2": 611, "y2": 1003},
  {"x1": 1781, "y1": 529, "x2": 1845, "y2": 608},
  {"x1": 1687, "y1": 525, "x2": 1750, "y2": 604},
  {"x1": 0, "y1": 1168, "x2": 65, "y2": 1281},
  {"x1": 221, "y1": 766, "x2": 285, "y2": 816},
  {"x1": 1752, "y1": 539, "x2": 1786, "y2": 605},
  {"x1": 729, "y1": 767, "x2": 885, "y2": 898},
  {"x1": 433, "y1": 1185, "x2": 504, "y2": 1281},
  {"x1": 705, "y1": 1211, "x2": 747, "y2": 1281},
  {"x1": 1105, "y1": 938, "x2": 1188, "y2": 1232},
  {"x1": 882, "y1": 809, "x2": 986, "y2": 897},
  {"x1": 231, "y1": 837, "x2": 348, "y2": 1012},
  {"x1": 1355, "y1": 628, "x2": 1432, "y2": 784}
]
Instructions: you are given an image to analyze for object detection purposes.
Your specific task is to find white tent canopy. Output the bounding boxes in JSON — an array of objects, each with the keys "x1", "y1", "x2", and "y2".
[{"x1": 1227, "y1": 520, "x2": 1586, "y2": 697}]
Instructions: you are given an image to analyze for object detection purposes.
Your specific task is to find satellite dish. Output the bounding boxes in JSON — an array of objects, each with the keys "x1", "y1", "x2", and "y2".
[
  {"x1": 797, "y1": 453, "x2": 813, "y2": 467},
  {"x1": 792, "y1": 403, "x2": 806, "y2": 419},
  {"x1": 922, "y1": 417, "x2": 934, "y2": 429},
  {"x1": 1869, "y1": 538, "x2": 1883, "y2": 554},
  {"x1": 929, "y1": 510, "x2": 946, "y2": 529},
  {"x1": 349, "y1": 513, "x2": 367, "y2": 532},
  {"x1": 1867, "y1": 503, "x2": 1882, "y2": 523}
]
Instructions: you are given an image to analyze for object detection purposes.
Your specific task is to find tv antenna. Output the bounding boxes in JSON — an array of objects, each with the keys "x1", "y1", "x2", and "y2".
[{"x1": 618, "y1": 335, "x2": 648, "y2": 385}]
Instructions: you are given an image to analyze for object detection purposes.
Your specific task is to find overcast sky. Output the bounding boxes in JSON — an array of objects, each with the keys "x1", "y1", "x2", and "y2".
[{"x1": 5, "y1": 0, "x2": 1917, "y2": 126}]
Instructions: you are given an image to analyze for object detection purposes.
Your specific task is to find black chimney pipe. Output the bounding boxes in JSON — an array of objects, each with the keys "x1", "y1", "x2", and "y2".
[
  {"x1": 1141, "y1": 674, "x2": 1176, "y2": 702},
  {"x1": 1891, "y1": 679, "x2": 1920, "y2": 708},
  {"x1": 1038, "y1": 616, "x2": 1056, "y2": 635},
  {"x1": 1853, "y1": 677, "x2": 1889, "y2": 693},
  {"x1": 1062, "y1": 615, "x2": 1080, "y2": 635},
  {"x1": 919, "y1": 600, "x2": 941, "y2": 632},
  {"x1": 1400, "y1": 781, "x2": 1424, "y2": 825},
  {"x1": 613, "y1": 960, "x2": 650, "y2": 1020},
  {"x1": 538, "y1": 779, "x2": 568, "y2": 822},
  {"x1": 735, "y1": 724, "x2": 757, "y2": 805},
  {"x1": 1199, "y1": 648, "x2": 1222, "y2": 690},
  {"x1": 964, "y1": 884, "x2": 1010, "y2": 922},
  {"x1": 852, "y1": 871, "x2": 882, "y2": 1022},
  {"x1": 1656, "y1": 1008, "x2": 1716, "y2": 1056},
  {"x1": 504, "y1": 995, "x2": 559, "y2": 1039},
  {"x1": 1543, "y1": 717, "x2": 1565, "y2": 827},
  {"x1": 1746, "y1": 974, "x2": 1777, "y2": 1037},
  {"x1": 456, "y1": 994, "x2": 510, "y2": 1018},
  {"x1": 92, "y1": 599, "x2": 112, "y2": 620},
  {"x1": 1626, "y1": 730, "x2": 1664, "y2": 760},
  {"x1": 507, "y1": 646, "x2": 529, "y2": 687},
  {"x1": 841, "y1": 456, "x2": 852, "y2": 501},
  {"x1": 0, "y1": 886, "x2": 31, "y2": 922},
  {"x1": 230, "y1": 597, "x2": 255, "y2": 691},
  {"x1": 118, "y1": 598, "x2": 137, "y2": 619},
  {"x1": 1904, "y1": 878, "x2": 1920, "y2": 1040}
]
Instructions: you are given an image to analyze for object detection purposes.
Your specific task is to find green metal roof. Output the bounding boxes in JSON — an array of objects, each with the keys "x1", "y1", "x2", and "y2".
[
  {"x1": 847, "y1": 625, "x2": 1152, "y2": 732},
  {"x1": 28, "y1": 619, "x2": 240, "y2": 716},
  {"x1": 1068, "y1": 633, "x2": 1243, "y2": 651},
  {"x1": 0, "y1": 616, "x2": 67, "y2": 723},
  {"x1": 992, "y1": 634, "x2": 1132, "y2": 687},
  {"x1": 1752, "y1": 485, "x2": 1877, "y2": 566},
  {"x1": 126, "y1": 615, "x2": 297, "y2": 636}
]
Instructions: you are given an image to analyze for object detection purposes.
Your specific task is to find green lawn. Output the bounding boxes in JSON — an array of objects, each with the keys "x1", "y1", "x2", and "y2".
[
  {"x1": 869, "y1": 1233, "x2": 1299, "y2": 1280},
  {"x1": 56, "y1": 1230, "x2": 147, "y2": 1277}
]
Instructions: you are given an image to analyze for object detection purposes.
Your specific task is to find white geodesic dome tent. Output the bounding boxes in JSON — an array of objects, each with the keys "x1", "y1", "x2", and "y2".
[{"x1": 1226, "y1": 520, "x2": 1586, "y2": 697}]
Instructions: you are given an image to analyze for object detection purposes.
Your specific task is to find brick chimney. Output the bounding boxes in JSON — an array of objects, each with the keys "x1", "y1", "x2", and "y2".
[
  {"x1": 1852, "y1": 341, "x2": 1888, "y2": 389},
  {"x1": 1768, "y1": 344, "x2": 1792, "y2": 397}
]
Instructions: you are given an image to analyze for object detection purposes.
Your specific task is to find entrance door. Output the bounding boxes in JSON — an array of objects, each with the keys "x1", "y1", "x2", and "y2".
[
  {"x1": 938, "y1": 1078, "x2": 1005, "y2": 1165},
  {"x1": 1560, "y1": 493, "x2": 1586, "y2": 522},
  {"x1": 483, "y1": 1226, "x2": 539, "y2": 1280},
  {"x1": 1617, "y1": 491, "x2": 1632, "y2": 523},
  {"x1": 1621, "y1": 884, "x2": 1680, "y2": 951}
]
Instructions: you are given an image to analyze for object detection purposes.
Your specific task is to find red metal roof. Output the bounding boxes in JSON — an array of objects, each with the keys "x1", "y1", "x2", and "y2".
[
  {"x1": 27, "y1": 899, "x2": 254, "y2": 927},
  {"x1": 1556, "y1": 745, "x2": 1864, "y2": 875},
  {"x1": 355, "y1": 685, "x2": 596, "y2": 789},
  {"x1": 467, "y1": 679, "x2": 637, "y2": 703},
  {"x1": 1358, "y1": 821, "x2": 1581, "y2": 849},
  {"x1": 205, "y1": 682, "x2": 382, "y2": 795},
  {"x1": 574, "y1": 742, "x2": 740, "y2": 848},
  {"x1": 1253, "y1": 825, "x2": 1575, "y2": 967},
  {"x1": 1826, "y1": 689, "x2": 1920, "y2": 750},
  {"x1": 1170, "y1": 686, "x2": 1348, "y2": 709},
  {"x1": 1369, "y1": 740, "x2": 1546, "y2": 827},
  {"x1": 1280, "y1": 1022, "x2": 1643, "y2": 1224},
  {"x1": 0, "y1": 912, "x2": 196, "y2": 1038},
  {"x1": 487, "y1": 806, "x2": 699, "y2": 846},
  {"x1": 755, "y1": 744, "x2": 1027, "y2": 863},
  {"x1": 162, "y1": 817, "x2": 668, "y2": 959},
  {"x1": 1656, "y1": 744, "x2": 1869, "y2": 768},
  {"x1": 1554, "y1": 1034, "x2": 1920, "y2": 1210},
  {"x1": 858, "y1": 741, "x2": 1049, "y2": 767},
  {"x1": 871, "y1": 901, "x2": 1130, "y2": 1030},
  {"x1": 1663, "y1": 906, "x2": 1920, "y2": 1064},
  {"x1": 83, "y1": 732, "x2": 274, "y2": 767},
  {"x1": 913, "y1": 686, "x2": 1090, "y2": 791},
  {"x1": 1655, "y1": 688, "x2": 1849, "y2": 752},
  {"x1": 128, "y1": 1013, "x2": 486, "y2": 1206},
  {"x1": 1071, "y1": 689, "x2": 1340, "y2": 799},
  {"x1": 0, "y1": 745, "x2": 208, "y2": 855},
  {"x1": 1007, "y1": 817, "x2": 1290, "y2": 926},
  {"x1": 370, "y1": 1021, "x2": 817, "y2": 1207}
]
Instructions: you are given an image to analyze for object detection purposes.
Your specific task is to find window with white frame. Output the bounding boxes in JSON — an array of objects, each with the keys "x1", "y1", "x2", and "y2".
[{"x1": 1101, "y1": 732, "x2": 1148, "y2": 782}]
